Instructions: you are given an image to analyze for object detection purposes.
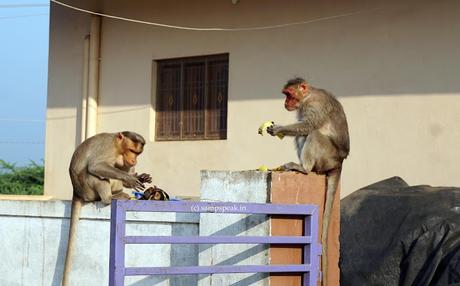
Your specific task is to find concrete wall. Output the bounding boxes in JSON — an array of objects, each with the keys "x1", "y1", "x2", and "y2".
[
  {"x1": 199, "y1": 171, "x2": 270, "y2": 286},
  {"x1": 0, "y1": 199, "x2": 199, "y2": 286},
  {"x1": 1, "y1": 171, "x2": 333, "y2": 286},
  {"x1": 46, "y1": 0, "x2": 460, "y2": 199}
]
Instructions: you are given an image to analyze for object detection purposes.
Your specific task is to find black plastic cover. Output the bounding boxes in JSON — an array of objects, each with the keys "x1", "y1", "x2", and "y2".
[{"x1": 340, "y1": 177, "x2": 460, "y2": 286}]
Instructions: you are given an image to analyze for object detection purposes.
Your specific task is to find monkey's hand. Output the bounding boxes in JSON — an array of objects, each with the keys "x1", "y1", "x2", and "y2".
[
  {"x1": 122, "y1": 174, "x2": 145, "y2": 191},
  {"x1": 266, "y1": 124, "x2": 285, "y2": 139},
  {"x1": 258, "y1": 121, "x2": 274, "y2": 135},
  {"x1": 136, "y1": 173, "x2": 152, "y2": 184}
]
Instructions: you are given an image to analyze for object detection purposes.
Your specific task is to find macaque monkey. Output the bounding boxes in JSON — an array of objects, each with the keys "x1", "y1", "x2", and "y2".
[
  {"x1": 63, "y1": 131, "x2": 151, "y2": 286},
  {"x1": 267, "y1": 78, "x2": 349, "y2": 286}
]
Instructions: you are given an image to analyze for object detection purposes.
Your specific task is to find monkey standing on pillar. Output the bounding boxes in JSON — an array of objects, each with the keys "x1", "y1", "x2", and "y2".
[
  {"x1": 63, "y1": 131, "x2": 151, "y2": 286},
  {"x1": 267, "y1": 78, "x2": 350, "y2": 286}
]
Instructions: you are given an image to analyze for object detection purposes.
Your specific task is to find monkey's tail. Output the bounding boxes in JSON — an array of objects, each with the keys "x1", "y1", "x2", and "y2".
[
  {"x1": 62, "y1": 196, "x2": 82, "y2": 286},
  {"x1": 321, "y1": 168, "x2": 341, "y2": 286}
]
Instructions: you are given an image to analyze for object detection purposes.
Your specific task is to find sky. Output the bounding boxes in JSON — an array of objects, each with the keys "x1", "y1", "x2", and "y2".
[{"x1": 0, "y1": 0, "x2": 49, "y2": 166}]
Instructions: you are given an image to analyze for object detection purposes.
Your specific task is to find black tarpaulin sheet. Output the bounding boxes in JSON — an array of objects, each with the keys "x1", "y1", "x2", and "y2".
[{"x1": 340, "y1": 177, "x2": 460, "y2": 286}]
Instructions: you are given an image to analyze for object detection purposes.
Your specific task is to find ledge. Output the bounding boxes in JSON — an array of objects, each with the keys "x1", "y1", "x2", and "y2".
[
  {"x1": 0, "y1": 199, "x2": 200, "y2": 223},
  {"x1": 0, "y1": 194, "x2": 53, "y2": 201}
]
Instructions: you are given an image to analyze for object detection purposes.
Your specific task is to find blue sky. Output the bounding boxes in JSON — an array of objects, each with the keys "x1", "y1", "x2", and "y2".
[{"x1": 0, "y1": 0, "x2": 49, "y2": 166}]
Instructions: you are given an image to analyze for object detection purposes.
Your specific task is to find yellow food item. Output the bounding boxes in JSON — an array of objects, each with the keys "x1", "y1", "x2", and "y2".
[
  {"x1": 257, "y1": 165, "x2": 269, "y2": 171},
  {"x1": 258, "y1": 121, "x2": 274, "y2": 135},
  {"x1": 258, "y1": 121, "x2": 284, "y2": 139}
]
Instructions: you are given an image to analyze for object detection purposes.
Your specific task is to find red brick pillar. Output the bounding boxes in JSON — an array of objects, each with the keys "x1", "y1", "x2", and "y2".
[{"x1": 269, "y1": 172, "x2": 340, "y2": 286}]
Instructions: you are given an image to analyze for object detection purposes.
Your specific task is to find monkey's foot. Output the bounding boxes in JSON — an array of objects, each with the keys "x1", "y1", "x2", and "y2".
[
  {"x1": 280, "y1": 162, "x2": 308, "y2": 174},
  {"x1": 112, "y1": 192, "x2": 130, "y2": 200}
]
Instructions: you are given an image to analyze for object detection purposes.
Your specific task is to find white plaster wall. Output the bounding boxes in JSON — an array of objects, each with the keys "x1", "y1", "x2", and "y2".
[
  {"x1": 45, "y1": 0, "x2": 96, "y2": 199},
  {"x1": 0, "y1": 199, "x2": 199, "y2": 286},
  {"x1": 46, "y1": 0, "x2": 460, "y2": 199}
]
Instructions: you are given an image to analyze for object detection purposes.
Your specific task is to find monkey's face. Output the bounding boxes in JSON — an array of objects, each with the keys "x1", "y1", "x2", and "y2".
[
  {"x1": 283, "y1": 86, "x2": 302, "y2": 111},
  {"x1": 121, "y1": 139, "x2": 143, "y2": 168},
  {"x1": 282, "y1": 83, "x2": 309, "y2": 111}
]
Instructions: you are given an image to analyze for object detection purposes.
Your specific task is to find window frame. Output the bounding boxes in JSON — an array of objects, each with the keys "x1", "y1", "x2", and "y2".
[{"x1": 154, "y1": 53, "x2": 229, "y2": 141}]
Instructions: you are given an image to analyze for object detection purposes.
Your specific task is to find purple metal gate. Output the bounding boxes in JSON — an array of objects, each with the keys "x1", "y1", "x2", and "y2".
[{"x1": 109, "y1": 200, "x2": 321, "y2": 286}]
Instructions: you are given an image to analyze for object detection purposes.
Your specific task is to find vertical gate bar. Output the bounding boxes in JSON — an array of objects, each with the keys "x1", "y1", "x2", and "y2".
[
  {"x1": 303, "y1": 214, "x2": 312, "y2": 286},
  {"x1": 109, "y1": 200, "x2": 127, "y2": 286},
  {"x1": 310, "y1": 207, "x2": 320, "y2": 286}
]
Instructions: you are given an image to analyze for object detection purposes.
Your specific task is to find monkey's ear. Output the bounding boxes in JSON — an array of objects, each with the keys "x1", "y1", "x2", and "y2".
[
  {"x1": 117, "y1": 132, "x2": 125, "y2": 140},
  {"x1": 300, "y1": 83, "x2": 308, "y2": 91}
]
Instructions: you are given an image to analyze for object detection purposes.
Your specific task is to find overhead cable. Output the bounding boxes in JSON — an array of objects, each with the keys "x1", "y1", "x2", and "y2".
[
  {"x1": 0, "y1": 13, "x2": 48, "y2": 19},
  {"x1": 0, "y1": 4, "x2": 49, "y2": 8},
  {"x1": 51, "y1": 0, "x2": 381, "y2": 31}
]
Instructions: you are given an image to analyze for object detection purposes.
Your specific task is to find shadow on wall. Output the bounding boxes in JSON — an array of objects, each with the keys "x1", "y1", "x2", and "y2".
[
  {"x1": 47, "y1": 0, "x2": 460, "y2": 109},
  {"x1": 128, "y1": 213, "x2": 268, "y2": 286},
  {"x1": 51, "y1": 202, "x2": 71, "y2": 286}
]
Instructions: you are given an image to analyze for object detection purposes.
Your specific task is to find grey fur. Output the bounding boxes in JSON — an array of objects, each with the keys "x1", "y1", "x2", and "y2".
[
  {"x1": 63, "y1": 131, "x2": 146, "y2": 286},
  {"x1": 269, "y1": 82, "x2": 349, "y2": 286}
]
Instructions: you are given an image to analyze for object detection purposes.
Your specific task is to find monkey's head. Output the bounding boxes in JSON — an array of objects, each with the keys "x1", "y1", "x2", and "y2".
[
  {"x1": 282, "y1": 77, "x2": 309, "y2": 111},
  {"x1": 117, "y1": 131, "x2": 145, "y2": 168}
]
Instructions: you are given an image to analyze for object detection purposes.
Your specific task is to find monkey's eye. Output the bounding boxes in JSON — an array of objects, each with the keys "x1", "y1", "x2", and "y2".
[
  {"x1": 283, "y1": 91, "x2": 293, "y2": 98},
  {"x1": 129, "y1": 149, "x2": 141, "y2": 155}
]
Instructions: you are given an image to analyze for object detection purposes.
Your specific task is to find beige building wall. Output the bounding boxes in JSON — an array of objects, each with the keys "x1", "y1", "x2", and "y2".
[{"x1": 45, "y1": 0, "x2": 460, "y2": 199}]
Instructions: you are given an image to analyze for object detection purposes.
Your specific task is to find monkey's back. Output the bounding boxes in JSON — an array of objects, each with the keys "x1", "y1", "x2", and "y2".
[
  {"x1": 313, "y1": 88, "x2": 350, "y2": 159},
  {"x1": 69, "y1": 133, "x2": 116, "y2": 186}
]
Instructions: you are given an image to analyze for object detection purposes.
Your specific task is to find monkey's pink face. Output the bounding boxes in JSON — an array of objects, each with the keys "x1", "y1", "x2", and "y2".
[
  {"x1": 283, "y1": 87, "x2": 302, "y2": 111},
  {"x1": 121, "y1": 140, "x2": 143, "y2": 168}
]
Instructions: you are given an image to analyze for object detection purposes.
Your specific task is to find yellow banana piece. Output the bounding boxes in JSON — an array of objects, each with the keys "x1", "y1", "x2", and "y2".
[
  {"x1": 257, "y1": 165, "x2": 269, "y2": 171},
  {"x1": 257, "y1": 165, "x2": 287, "y2": 172},
  {"x1": 258, "y1": 120, "x2": 284, "y2": 139},
  {"x1": 258, "y1": 121, "x2": 274, "y2": 135}
]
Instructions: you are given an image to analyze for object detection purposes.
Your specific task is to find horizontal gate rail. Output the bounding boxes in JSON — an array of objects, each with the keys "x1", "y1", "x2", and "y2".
[
  {"x1": 109, "y1": 200, "x2": 320, "y2": 286},
  {"x1": 124, "y1": 264, "x2": 311, "y2": 276},
  {"x1": 115, "y1": 200, "x2": 317, "y2": 215},
  {"x1": 123, "y1": 235, "x2": 312, "y2": 244}
]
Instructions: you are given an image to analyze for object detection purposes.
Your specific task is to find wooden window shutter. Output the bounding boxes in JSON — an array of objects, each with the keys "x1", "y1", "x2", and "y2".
[
  {"x1": 182, "y1": 61, "x2": 205, "y2": 139},
  {"x1": 155, "y1": 54, "x2": 228, "y2": 141},
  {"x1": 206, "y1": 55, "x2": 228, "y2": 139},
  {"x1": 156, "y1": 62, "x2": 181, "y2": 140}
]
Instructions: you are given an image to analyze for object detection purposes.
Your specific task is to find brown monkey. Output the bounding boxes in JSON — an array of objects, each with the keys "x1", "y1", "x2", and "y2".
[
  {"x1": 267, "y1": 78, "x2": 349, "y2": 286},
  {"x1": 63, "y1": 131, "x2": 151, "y2": 286}
]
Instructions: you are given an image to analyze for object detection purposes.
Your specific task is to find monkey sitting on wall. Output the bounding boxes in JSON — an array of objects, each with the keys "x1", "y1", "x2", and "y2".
[
  {"x1": 63, "y1": 131, "x2": 151, "y2": 286},
  {"x1": 267, "y1": 78, "x2": 350, "y2": 286}
]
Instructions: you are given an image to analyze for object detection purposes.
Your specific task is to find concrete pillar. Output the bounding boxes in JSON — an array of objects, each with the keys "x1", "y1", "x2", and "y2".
[
  {"x1": 199, "y1": 170, "x2": 340, "y2": 286},
  {"x1": 270, "y1": 172, "x2": 340, "y2": 286}
]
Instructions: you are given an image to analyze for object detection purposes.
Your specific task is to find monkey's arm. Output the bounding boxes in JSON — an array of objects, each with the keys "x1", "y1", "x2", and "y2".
[
  {"x1": 268, "y1": 105, "x2": 325, "y2": 137},
  {"x1": 270, "y1": 122, "x2": 313, "y2": 136},
  {"x1": 88, "y1": 162, "x2": 144, "y2": 189},
  {"x1": 88, "y1": 162, "x2": 127, "y2": 180}
]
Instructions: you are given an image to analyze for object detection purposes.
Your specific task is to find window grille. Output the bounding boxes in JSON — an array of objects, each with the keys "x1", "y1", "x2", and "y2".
[{"x1": 155, "y1": 54, "x2": 228, "y2": 141}]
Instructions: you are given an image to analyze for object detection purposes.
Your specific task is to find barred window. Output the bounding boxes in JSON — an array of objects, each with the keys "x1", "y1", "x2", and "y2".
[{"x1": 155, "y1": 54, "x2": 228, "y2": 141}]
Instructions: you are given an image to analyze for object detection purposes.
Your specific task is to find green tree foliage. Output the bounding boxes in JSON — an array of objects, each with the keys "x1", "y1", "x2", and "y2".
[{"x1": 0, "y1": 160, "x2": 44, "y2": 195}]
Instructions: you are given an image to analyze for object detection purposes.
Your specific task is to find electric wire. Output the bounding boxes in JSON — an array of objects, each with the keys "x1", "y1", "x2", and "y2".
[
  {"x1": 0, "y1": 118, "x2": 44, "y2": 123},
  {"x1": 0, "y1": 4, "x2": 49, "y2": 8},
  {"x1": 50, "y1": 0, "x2": 381, "y2": 31},
  {"x1": 0, "y1": 13, "x2": 48, "y2": 20},
  {"x1": 0, "y1": 141, "x2": 44, "y2": 144}
]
